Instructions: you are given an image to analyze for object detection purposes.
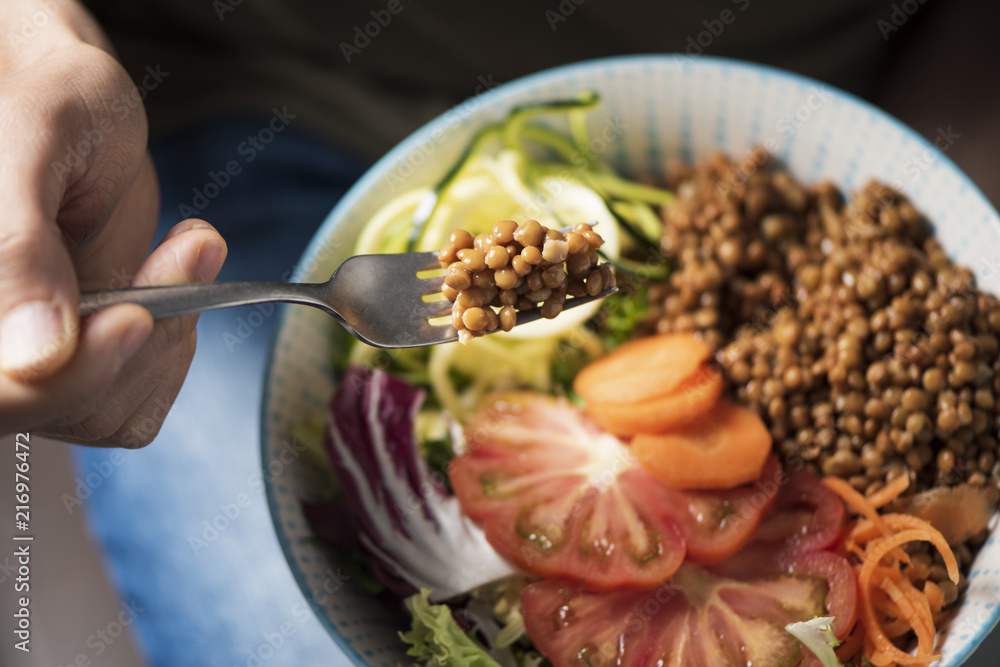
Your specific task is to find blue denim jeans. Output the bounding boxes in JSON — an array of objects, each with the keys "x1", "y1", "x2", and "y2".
[{"x1": 74, "y1": 116, "x2": 365, "y2": 667}]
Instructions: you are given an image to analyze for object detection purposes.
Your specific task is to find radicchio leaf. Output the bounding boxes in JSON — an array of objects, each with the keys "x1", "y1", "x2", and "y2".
[{"x1": 325, "y1": 366, "x2": 516, "y2": 601}]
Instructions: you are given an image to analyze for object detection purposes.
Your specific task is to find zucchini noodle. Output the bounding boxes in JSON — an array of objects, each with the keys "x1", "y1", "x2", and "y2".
[{"x1": 344, "y1": 92, "x2": 670, "y2": 425}]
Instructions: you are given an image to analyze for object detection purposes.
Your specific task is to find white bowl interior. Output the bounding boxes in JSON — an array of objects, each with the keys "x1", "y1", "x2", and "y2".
[{"x1": 262, "y1": 55, "x2": 1000, "y2": 666}]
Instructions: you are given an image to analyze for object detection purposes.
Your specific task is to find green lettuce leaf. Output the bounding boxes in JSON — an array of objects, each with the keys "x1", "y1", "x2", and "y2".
[
  {"x1": 785, "y1": 616, "x2": 843, "y2": 667},
  {"x1": 400, "y1": 590, "x2": 502, "y2": 667}
]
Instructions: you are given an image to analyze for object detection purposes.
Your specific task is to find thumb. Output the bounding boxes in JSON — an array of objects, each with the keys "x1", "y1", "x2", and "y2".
[{"x1": 0, "y1": 204, "x2": 80, "y2": 382}]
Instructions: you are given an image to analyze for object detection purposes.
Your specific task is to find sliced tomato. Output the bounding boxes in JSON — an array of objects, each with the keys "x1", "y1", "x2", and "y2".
[
  {"x1": 522, "y1": 557, "x2": 849, "y2": 667},
  {"x1": 789, "y1": 550, "x2": 858, "y2": 639},
  {"x1": 669, "y1": 455, "x2": 782, "y2": 564},
  {"x1": 708, "y1": 465, "x2": 855, "y2": 641},
  {"x1": 449, "y1": 393, "x2": 780, "y2": 589},
  {"x1": 753, "y1": 465, "x2": 846, "y2": 554},
  {"x1": 450, "y1": 393, "x2": 686, "y2": 590}
]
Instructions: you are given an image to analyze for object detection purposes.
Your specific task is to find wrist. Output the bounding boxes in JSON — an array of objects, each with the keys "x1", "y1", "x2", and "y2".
[{"x1": 0, "y1": 0, "x2": 113, "y2": 74}]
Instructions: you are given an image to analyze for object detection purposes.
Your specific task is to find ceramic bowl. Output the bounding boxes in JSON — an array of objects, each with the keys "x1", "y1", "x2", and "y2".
[{"x1": 262, "y1": 55, "x2": 1000, "y2": 666}]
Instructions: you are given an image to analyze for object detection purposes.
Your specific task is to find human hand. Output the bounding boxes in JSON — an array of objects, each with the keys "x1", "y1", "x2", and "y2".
[{"x1": 0, "y1": 1, "x2": 227, "y2": 446}]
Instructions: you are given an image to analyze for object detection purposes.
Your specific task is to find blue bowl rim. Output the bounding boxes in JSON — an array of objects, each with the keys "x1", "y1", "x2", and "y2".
[{"x1": 260, "y1": 53, "x2": 1000, "y2": 666}]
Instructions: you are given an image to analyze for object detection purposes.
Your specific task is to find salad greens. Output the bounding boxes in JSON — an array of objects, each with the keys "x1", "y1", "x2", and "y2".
[
  {"x1": 595, "y1": 283, "x2": 650, "y2": 351},
  {"x1": 400, "y1": 590, "x2": 503, "y2": 667},
  {"x1": 306, "y1": 94, "x2": 846, "y2": 665},
  {"x1": 785, "y1": 617, "x2": 844, "y2": 667},
  {"x1": 347, "y1": 93, "x2": 669, "y2": 425},
  {"x1": 314, "y1": 94, "x2": 675, "y2": 663},
  {"x1": 425, "y1": 326, "x2": 603, "y2": 421}
]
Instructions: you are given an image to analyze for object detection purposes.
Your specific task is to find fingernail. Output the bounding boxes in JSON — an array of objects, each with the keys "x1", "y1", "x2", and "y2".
[
  {"x1": 117, "y1": 321, "x2": 151, "y2": 366},
  {"x1": 163, "y1": 221, "x2": 214, "y2": 242},
  {"x1": 197, "y1": 241, "x2": 226, "y2": 282},
  {"x1": 0, "y1": 301, "x2": 69, "y2": 374}
]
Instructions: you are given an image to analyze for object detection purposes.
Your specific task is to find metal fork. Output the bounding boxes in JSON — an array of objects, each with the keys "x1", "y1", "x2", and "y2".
[{"x1": 78, "y1": 251, "x2": 617, "y2": 348}]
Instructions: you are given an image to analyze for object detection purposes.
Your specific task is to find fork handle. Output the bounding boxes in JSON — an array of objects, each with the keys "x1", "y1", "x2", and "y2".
[{"x1": 79, "y1": 281, "x2": 326, "y2": 319}]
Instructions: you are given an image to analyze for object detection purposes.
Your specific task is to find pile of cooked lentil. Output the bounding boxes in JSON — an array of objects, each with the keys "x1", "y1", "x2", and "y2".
[
  {"x1": 439, "y1": 220, "x2": 613, "y2": 344},
  {"x1": 638, "y1": 149, "x2": 999, "y2": 593}
]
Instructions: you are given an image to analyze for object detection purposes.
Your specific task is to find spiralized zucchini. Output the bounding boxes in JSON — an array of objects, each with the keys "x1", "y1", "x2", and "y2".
[{"x1": 346, "y1": 93, "x2": 670, "y2": 425}]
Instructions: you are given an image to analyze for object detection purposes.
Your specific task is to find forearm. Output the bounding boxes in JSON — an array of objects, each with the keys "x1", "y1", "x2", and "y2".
[{"x1": 0, "y1": 0, "x2": 112, "y2": 74}]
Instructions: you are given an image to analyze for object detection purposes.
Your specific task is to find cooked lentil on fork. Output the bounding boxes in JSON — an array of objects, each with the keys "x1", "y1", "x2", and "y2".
[{"x1": 439, "y1": 220, "x2": 614, "y2": 344}]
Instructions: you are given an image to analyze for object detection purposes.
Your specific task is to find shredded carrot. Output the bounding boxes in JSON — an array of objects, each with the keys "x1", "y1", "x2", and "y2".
[
  {"x1": 871, "y1": 581, "x2": 912, "y2": 638},
  {"x1": 849, "y1": 513, "x2": 946, "y2": 553},
  {"x1": 859, "y1": 528, "x2": 958, "y2": 665},
  {"x1": 932, "y1": 609, "x2": 951, "y2": 627},
  {"x1": 878, "y1": 568, "x2": 936, "y2": 658},
  {"x1": 868, "y1": 474, "x2": 911, "y2": 509},
  {"x1": 835, "y1": 622, "x2": 866, "y2": 662},
  {"x1": 904, "y1": 561, "x2": 932, "y2": 583},
  {"x1": 824, "y1": 475, "x2": 961, "y2": 667},
  {"x1": 923, "y1": 581, "x2": 944, "y2": 615},
  {"x1": 878, "y1": 612, "x2": 912, "y2": 639},
  {"x1": 848, "y1": 543, "x2": 867, "y2": 561},
  {"x1": 823, "y1": 477, "x2": 887, "y2": 533}
]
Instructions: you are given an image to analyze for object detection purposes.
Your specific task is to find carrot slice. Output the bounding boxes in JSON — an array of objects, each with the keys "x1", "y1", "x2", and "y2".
[
  {"x1": 631, "y1": 398, "x2": 772, "y2": 490},
  {"x1": 586, "y1": 363, "x2": 723, "y2": 435},
  {"x1": 573, "y1": 333, "x2": 712, "y2": 406}
]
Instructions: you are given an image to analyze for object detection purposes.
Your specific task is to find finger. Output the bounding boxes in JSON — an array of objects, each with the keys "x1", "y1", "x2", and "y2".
[
  {"x1": 42, "y1": 220, "x2": 226, "y2": 439},
  {"x1": 0, "y1": 120, "x2": 80, "y2": 380},
  {"x1": 121, "y1": 217, "x2": 226, "y2": 383},
  {"x1": 116, "y1": 329, "x2": 198, "y2": 449},
  {"x1": 40, "y1": 329, "x2": 197, "y2": 448},
  {"x1": 73, "y1": 154, "x2": 160, "y2": 292},
  {"x1": 0, "y1": 218, "x2": 80, "y2": 381},
  {"x1": 43, "y1": 45, "x2": 148, "y2": 244},
  {"x1": 0, "y1": 46, "x2": 148, "y2": 382},
  {"x1": 0, "y1": 303, "x2": 152, "y2": 434}
]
